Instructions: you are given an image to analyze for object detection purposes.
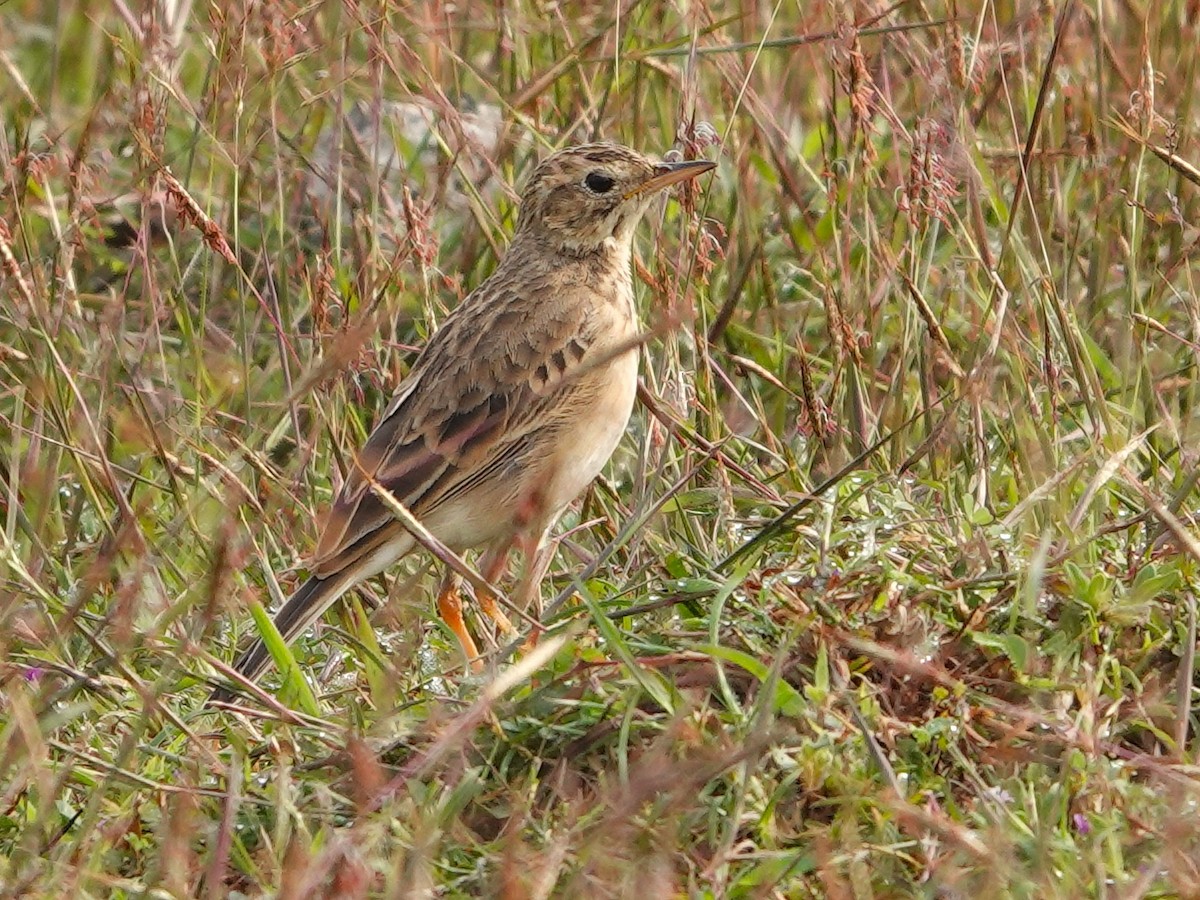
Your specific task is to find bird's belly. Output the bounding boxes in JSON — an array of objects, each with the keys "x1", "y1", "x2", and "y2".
[
  {"x1": 420, "y1": 348, "x2": 639, "y2": 551},
  {"x1": 542, "y1": 347, "x2": 639, "y2": 517}
]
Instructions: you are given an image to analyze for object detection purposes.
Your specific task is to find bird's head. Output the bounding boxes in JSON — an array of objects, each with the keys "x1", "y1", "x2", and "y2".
[{"x1": 515, "y1": 142, "x2": 715, "y2": 256}]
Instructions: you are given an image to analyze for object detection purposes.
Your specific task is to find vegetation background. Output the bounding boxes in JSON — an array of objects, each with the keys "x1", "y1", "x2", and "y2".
[{"x1": 3, "y1": 0, "x2": 1200, "y2": 896}]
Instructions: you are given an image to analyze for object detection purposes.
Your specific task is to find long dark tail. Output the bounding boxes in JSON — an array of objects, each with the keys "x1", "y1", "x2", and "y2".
[{"x1": 209, "y1": 574, "x2": 350, "y2": 702}]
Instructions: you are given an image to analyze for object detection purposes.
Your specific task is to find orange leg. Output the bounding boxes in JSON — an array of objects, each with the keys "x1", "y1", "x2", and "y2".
[
  {"x1": 436, "y1": 575, "x2": 483, "y2": 672},
  {"x1": 474, "y1": 546, "x2": 517, "y2": 638},
  {"x1": 515, "y1": 533, "x2": 555, "y2": 614},
  {"x1": 514, "y1": 534, "x2": 555, "y2": 649}
]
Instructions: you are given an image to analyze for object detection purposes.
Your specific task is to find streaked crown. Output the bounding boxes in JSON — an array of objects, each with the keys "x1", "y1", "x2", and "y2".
[{"x1": 515, "y1": 142, "x2": 715, "y2": 255}]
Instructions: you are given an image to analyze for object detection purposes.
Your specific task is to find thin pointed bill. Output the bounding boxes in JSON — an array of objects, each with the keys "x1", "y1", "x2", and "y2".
[{"x1": 624, "y1": 158, "x2": 717, "y2": 199}]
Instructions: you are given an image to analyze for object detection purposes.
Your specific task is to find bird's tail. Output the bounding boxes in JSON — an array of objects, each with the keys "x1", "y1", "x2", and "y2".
[{"x1": 209, "y1": 573, "x2": 351, "y2": 702}]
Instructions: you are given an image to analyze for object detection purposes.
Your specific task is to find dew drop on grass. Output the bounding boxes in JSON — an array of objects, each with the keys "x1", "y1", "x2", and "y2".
[{"x1": 913, "y1": 635, "x2": 941, "y2": 665}]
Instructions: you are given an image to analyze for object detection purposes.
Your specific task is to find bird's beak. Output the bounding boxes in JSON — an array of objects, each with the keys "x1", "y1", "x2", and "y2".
[{"x1": 624, "y1": 158, "x2": 717, "y2": 199}]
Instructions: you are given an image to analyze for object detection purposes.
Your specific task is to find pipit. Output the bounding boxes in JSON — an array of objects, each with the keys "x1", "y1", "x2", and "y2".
[{"x1": 215, "y1": 142, "x2": 715, "y2": 698}]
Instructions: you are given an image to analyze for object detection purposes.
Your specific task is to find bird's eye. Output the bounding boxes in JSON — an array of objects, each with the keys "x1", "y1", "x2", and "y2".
[{"x1": 584, "y1": 172, "x2": 616, "y2": 194}]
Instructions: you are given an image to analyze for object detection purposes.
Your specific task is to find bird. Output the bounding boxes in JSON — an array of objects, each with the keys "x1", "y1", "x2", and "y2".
[{"x1": 212, "y1": 142, "x2": 716, "y2": 700}]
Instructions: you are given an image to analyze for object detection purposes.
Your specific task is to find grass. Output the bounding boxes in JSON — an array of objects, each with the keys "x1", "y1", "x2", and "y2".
[{"x1": 3, "y1": 0, "x2": 1200, "y2": 895}]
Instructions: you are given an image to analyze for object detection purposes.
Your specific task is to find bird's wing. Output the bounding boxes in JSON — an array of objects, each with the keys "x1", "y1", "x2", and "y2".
[{"x1": 311, "y1": 278, "x2": 600, "y2": 578}]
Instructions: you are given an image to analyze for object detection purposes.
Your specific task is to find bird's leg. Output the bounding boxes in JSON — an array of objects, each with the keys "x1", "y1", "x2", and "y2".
[
  {"x1": 516, "y1": 532, "x2": 555, "y2": 613},
  {"x1": 510, "y1": 489, "x2": 556, "y2": 619},
  {"x1": 475, "y1": 546, "x2": 517, "y2": 638},
  {"x1": 435, "y1": 571, "x2": 483, "y2": 672},
  {"x1": 509, "y1": 529, "x2": 556, "y2": 649}
]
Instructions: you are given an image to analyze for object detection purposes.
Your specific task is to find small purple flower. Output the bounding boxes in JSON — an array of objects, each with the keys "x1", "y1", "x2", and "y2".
[
  {"x1": 983, "y1": 786, "x2": 1013, "y2": 805},
  {"x1": 1072, "y1": 813, "x2": 1091, "y2": 835},
  {"x1": 23, "y1": 666, "x2": 44, "y2": 682}
]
